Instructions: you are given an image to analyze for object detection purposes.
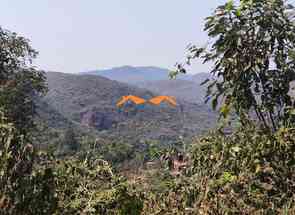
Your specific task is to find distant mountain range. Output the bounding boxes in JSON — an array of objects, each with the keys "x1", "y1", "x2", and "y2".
[
  {"x1": 138, "y1": 79, "x2": 207, "y2": 104},
  {"x1": 83, "y1": 66, "x2": 204, "y2": 83},
  {"x1": 82, "y1": 66, "x2": 211, "y2": 104}
]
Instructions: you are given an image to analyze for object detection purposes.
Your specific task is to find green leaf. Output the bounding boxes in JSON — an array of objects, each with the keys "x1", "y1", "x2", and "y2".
[
  {"x1": 288, "y1": 50, "x2": 295, "y2": 61},
  {"x1": 225, "y1": 0, "x2": 234, "y2": 11},
  {"x1": 220, "y1": 103, "x2": 231, "y2": 118},
  {"x1": 169, "y1": 70, "x2": 177, "y2": 79},
  {"x1": 289, "y1": 109, "x2": 295, "y2": 115},
  {"x1": 231, "y1": 146, "x2": 241, "y2": 153},
  {"x1": 236, "y1": 8, "x2": 241, "y2": 17}
]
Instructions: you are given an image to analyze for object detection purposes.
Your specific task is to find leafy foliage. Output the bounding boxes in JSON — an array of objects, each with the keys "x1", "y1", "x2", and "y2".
[
  {"x1": 185, "y1": 125, "x2": 295, "y2": 213},
  {"x1": 54, "y1": 156, "x2": 143, "y2": 214},
  {"x1": 136, "y1": 125, "x2": 295, "y2": 214},
  {"x1": 0, "y1": 26, "x2": 47, "y2": 137},
  {"x1": 157, "y1": 1, "x2": 295, "y2": 214},
  {"x1": 0, "y1": 27, "x2": 56, "y2": 214},
  {"x1": 0, "y1": 111, "x2": 57, "y2": 214},
  {"x1": 176, "y1": 0, "x2": 295, "y2": 131}
]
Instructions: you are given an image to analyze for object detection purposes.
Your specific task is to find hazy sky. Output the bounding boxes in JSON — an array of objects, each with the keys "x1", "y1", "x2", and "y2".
[{"x1": 1, "y1": 1, "x2": 226, "y2": 74}]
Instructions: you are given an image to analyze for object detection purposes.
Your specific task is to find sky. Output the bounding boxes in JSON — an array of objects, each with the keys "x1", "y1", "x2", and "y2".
[{"x1": 1, "y1": 0, "x2": 226, "y2": 74}]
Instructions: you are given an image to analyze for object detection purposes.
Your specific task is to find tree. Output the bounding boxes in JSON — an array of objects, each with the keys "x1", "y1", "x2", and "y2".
[
  {"x1": 174, "y1": 0, "x2": 295, "y2": 131},
  {"x1": 0, "y1": 110, "x2": 57, "y2": 214},
  {"x1": 0, "y1": 27, "x2": 56, "y2": 214},
  {"x1": 0, "y1": 26, "x2": 47, "y2": 137}
]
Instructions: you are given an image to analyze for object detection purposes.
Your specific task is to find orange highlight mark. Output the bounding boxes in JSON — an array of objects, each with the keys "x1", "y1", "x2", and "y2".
[
  {"x1": 148, "y1": 96, "x2": 177, "y2": 107},
  {"x1": 117, "y1": 95, "x2": 177, "y2": 107},
  {"x1": 116, "y1": 95, "x2": 146, "y2": 107}
]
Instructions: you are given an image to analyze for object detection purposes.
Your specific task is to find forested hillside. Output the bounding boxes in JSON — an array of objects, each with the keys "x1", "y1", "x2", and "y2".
[{"x1": 40, "y1": 71, "x2": 216, "y2": 150}]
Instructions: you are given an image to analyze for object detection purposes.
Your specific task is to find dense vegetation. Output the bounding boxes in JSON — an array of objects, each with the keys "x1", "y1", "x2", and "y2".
[{"x1": 1, "y1": 0, "x2": 295, "y2": 214}]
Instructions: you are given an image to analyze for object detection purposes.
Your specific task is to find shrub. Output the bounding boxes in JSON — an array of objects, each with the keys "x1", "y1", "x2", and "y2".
[
  {"x1": 183, "y1": 124, "x2": 295, "y2": 214},
  {"x1": 0, "y1": 111, "x2": 57, "y2": 214},
  {"x1": 54, "y1": 155, "x2": 144, "y2": 214}
]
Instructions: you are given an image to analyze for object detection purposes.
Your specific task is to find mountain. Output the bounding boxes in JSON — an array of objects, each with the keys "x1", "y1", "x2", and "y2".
[
  {"x1": 83, "y1": 65, "x2": 211, "y2": 104},
  {"x1": 138, "y1": 79, "x2": 206, "y2": 104},
  {"x1": 83, "y1": 66, "x2": 191, "y2": 84},
  {"x1": 134, "y1": 73, "x2": 212, "y2": 105},
  {"x1": 42, "y1": 72, "x2": 217, "y2": 143},
  {"x1": 190, "y1": 72, "x2": 211, "y2": 84}
]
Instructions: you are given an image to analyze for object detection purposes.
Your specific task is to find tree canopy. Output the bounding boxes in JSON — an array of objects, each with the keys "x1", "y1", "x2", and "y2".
[
  {"x1": 0, "y1": 26, "x2": 47, "y2": 136},
  {"x1": 175, "y1": 0, "x2": 295, "y2": 131}
]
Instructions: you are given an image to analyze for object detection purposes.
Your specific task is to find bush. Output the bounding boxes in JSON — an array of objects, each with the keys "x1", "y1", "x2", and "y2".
[
  {"x1": 54, "y1": 155, "x2": 144, "y2": 214},
  {"x1": 0, "y1": 111, "x2": 57, "y2": 214},
  {"x1": 182, "y1": 124, "x2": 295, "y2": 214}
]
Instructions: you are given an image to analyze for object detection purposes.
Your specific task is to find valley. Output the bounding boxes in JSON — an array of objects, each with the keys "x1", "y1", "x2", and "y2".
[{"x1": 38, "y1": 71, "x2": 217, "y2": 148}]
